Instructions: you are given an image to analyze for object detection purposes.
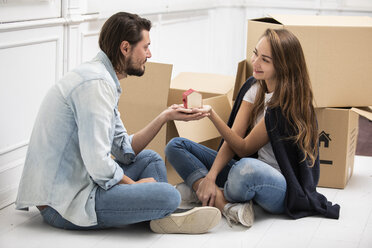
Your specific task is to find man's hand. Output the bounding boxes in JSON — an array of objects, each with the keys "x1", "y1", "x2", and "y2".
[
  {"x1": 120, "y1": 175, "x2": 156, "y2": 184},
  {"x1": 196, "y1": 176, "x2": 218, "y2": 206},
  {"x1": 134, "y1": 177, "x2": 157, "y2": 184},
  {"x1": 164, "y1": 104, "x2": 209, "y2": 122}
]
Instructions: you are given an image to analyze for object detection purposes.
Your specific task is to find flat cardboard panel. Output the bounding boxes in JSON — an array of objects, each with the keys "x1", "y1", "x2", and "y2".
[
  {"x1": 300, "y1": 26, "x2": 372, "y2": 107},
  {"x1": 272, "y1": 14, "x2": 372, "y2": 27},
  {"x1": 233, "y1": 60, "x2": 252, "y2": 101},
  {"x1": 346, "y1": 110, "x2": 359, "y2": 185},
  {"x1": 246, "y1": 20, "x2": 282, "y2": 60},
  {"x1": 118, "y1": 62, "x2": 173, "y2": 160},
  {"x1": 168, "y1": 88, "x2": 218, "y2": 106},
  {"x1": 245, "y1": 15, "x2": 372, "y2": 108},
  {"x1": 166, "y1": 158, "x2": 183, "y2": 185},
  {"x1": 168, "y1": 72, "x2": 236, "y2": 106},
  {"x1": 170, "y1": 72, "x2": 235, "y2": 95},
  {"x1": 316, "y1": 108, "x2": 359, "y2": 188},
  {"x1": 352, "y1": 107, "x2": 372, "y2": 121}
]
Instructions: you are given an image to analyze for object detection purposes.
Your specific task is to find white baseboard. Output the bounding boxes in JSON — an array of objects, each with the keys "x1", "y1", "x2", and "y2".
[
  {"x1": 0, "y1": 185, "x2": 19, "y2": 210},
  {"x1": 0, "y1": 145, "x2": 27, "y2": 209}
]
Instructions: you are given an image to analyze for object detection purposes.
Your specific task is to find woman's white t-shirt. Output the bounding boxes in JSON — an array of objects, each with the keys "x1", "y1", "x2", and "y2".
[{"x1": 242, "y1": 83, "x2": 281, "y2": 172}]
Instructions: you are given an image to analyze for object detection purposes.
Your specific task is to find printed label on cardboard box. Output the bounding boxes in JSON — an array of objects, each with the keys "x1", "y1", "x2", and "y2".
[{"x1": 319, "y1": 130, "x2": 333, "y2": 165}]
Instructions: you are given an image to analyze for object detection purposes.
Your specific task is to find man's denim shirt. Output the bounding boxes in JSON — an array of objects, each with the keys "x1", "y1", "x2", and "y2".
[{"x1": 15, "y1": 51, "x2": 135, "y2": 226}]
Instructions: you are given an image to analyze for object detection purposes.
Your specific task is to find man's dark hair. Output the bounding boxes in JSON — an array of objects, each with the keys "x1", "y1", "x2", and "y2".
[{"x1": 99, "y1": 12, "x2": 151, "y2": 74}]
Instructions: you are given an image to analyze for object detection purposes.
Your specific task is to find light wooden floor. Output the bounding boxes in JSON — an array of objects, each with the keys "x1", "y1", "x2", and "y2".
[{"x1": 1, "y1": 156, "x2": 371, "y2": 248}]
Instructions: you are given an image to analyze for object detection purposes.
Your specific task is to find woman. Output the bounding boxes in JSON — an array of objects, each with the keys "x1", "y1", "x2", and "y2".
[{"x1": 166, "y1": 28, "x2": 340, "y2": 227}]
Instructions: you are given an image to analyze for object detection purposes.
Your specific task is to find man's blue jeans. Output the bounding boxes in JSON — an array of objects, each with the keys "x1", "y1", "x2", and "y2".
[
  {"x1": 165, "y1": 137, "x2": 286, "y2": 214},
  {"x1": 40, "y1": 150, "x2": 180, "y2": 229}
]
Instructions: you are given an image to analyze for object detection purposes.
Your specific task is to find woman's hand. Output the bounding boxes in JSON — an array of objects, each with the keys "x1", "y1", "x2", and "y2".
[
  {"x1": 197, "y1": 104, "x2": 212, "y2": 114},
  {"x1": 196, "y1": 176, "x2": 218, "y2": 206}
]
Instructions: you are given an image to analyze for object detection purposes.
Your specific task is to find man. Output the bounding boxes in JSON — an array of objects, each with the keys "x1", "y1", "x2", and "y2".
[{"x1": 15, "y1": 12, "x2": 221, "y2": 234}]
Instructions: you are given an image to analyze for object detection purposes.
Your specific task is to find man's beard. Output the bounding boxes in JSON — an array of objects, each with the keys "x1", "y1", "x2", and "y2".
[{"x1": 125, "y1": 57, "x2": 145, "y2": 77}]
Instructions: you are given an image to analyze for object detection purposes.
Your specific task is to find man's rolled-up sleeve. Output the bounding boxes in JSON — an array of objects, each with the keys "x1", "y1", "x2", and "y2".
[{"x1": 111, "y1": 107, "x2": 136, "y2": 165}]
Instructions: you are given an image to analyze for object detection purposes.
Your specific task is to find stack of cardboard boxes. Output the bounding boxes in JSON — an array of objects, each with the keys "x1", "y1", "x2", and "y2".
[{"x1": 118, "y1": 14, "x2": 372, "y2": 188}]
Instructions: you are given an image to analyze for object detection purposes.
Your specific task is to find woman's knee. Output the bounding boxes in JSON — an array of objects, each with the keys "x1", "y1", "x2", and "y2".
[
  {"x1": 228, "y1": 159, "x2": 259, "y2": 182},
  {"x1": 231, "y1": 158, "x2": 270, "y2": 179},
  {"x1": 224, "y1": 159, "x2": 261, "y2": 201},
  {"x1": 165, "y1": 137, "x2": 186, "y2": 157},
  {"x1": 165, "y1": 137, "x2": 193, "y2": 170}
]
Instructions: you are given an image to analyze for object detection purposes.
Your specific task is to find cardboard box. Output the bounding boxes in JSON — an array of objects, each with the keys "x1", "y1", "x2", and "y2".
[
  {"x1": 118, "y1": 62, "x2": 172, "y2": 161},
  {"x1": 243, "y1": 15, "x2": 372, "y2": 108},
  {"x1": 233, "y1": 59, "x2": 252, "y2": 101},
  {"x1": 167, "y1": 72, "x2": 236, "y2": 147},
  {"x1": 166, "y1": 72, "x2": 236, "y2": 184},
  {"x1": 316, "y1": 107, "x2": 372, "y2": 188},
  {"x1": 168, "y1": 72, "x2": 236, "y2": 108}
]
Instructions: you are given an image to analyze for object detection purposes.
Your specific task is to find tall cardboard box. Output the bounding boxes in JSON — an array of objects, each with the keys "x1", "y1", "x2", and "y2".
[
  {"x1": 243, "y1": 15, "x2": 372, "y2": 108},
  {"x1": 118, "y1": 62, "x2": 172, "y2": 160},
  {"x1": 166, "y1": 72, "x2": 236, "y2": 184},
  {"x1": 316, "y1": 107, "x2": 372, "y2": 188}
]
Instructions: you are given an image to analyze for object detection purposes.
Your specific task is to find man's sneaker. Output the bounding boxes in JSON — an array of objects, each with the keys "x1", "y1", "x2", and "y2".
[
  {"x1": 175, "y1": 182, "x2": 200, "y2": 204},
  {"x1": 150, "y1": 206, "x2": 221, "y2": 234},
  {"x1": 222, "y1": 201, "x2": 254, "y2": 227}
]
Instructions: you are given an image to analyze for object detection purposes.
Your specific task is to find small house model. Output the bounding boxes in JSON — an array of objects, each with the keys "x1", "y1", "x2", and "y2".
[{"x1": 182, "y1": 89, "x2": 202, "y2": 109}]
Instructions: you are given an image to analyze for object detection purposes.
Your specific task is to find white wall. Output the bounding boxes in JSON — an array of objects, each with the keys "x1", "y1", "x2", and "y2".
[{"x1": 1, "y1": 0, "x2": 371, "y2": 209}]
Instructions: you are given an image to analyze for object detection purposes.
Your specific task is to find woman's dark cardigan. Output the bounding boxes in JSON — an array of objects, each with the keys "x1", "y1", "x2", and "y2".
[{"x1": 220, "y1": 76, "x2": 340, "y2": 219}]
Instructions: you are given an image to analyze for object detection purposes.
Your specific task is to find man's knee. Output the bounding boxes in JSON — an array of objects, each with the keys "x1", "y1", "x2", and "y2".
[
  {"x1": 139, "y1": 149, "x2": 160, "y2": 159},
  {"x1": 156, "y1": 183, "x2": 181, "y2": 212},
  {"x1": 137, "y1": 150, "x2": 164, "y2": 165}
]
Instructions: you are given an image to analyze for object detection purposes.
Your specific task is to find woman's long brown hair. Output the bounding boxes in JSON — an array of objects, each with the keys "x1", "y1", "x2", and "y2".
[{"x1": 247, "y1": 28, "x2": 318, "y2": 166}]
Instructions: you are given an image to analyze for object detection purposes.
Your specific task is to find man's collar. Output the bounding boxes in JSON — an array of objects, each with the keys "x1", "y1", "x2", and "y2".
[{"x1": 96, "y1": 51, "x2": 122, "y2": 94}]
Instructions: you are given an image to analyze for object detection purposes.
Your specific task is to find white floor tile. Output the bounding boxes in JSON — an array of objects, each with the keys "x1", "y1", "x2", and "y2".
[
  {"x1": 0, "y1": 205, "x2": 38, "y2": 234},
  {"x1": 255, "y1": 218, "x2": 321, "y2": 248},
  {"x1": 316, "y1": 187, "x2": 340, "y2": 202},
  {"x1": 91, "y1": 222, "x2": 161, "y2": 248},
  {"x1": 308, "y1": 238, "x2": 359, "y2": 248},
  {"x1": 313, "y1": 221, "x2": 365, "y2": 244},
  {"x1": 148, "y1": 232, "x2": 211, "y2": 248},
  {"x1": 0, "y1": 214, "x2": 108, "y2": 248},
  {"x1": 358, "y1": 226, "x2": 372, "y2": 248}
]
